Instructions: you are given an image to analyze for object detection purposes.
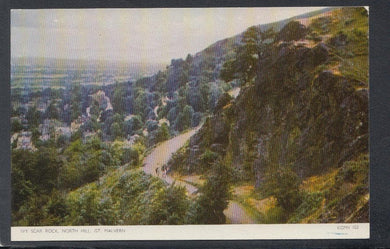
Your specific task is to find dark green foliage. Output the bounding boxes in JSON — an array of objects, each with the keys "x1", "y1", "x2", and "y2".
[
  {"x1": 11, "y1": 147, "x2": 64, "y2": 225},
  {"x1": 155, "y1": 123, "x2": 170, "y2": 143},
  {"x1": 66, "y1": 185, "x2": 107, "y2": 225},
  {"x1": 166, "y1": 58, "x2": 189, "y2": 92},
  {"x1": 335, "y1": 154, "x2": 369, "y2": 184},
  {"x1": 81, "y1": 118, "x2": 100, "y2": 133},
  {"x1": 144, "y1": 184, "x2": 189, "y2": 225},
  {"x1": 12, "y1": 148, "x2": 61, "y2": 196},
  {"x1": 41, "y1": 190, "x2": 69, "y2": 225},
  {"x1": 110, "y1": 122, "x2": 123, "y2": 139},
  {"x1": 59, "y1": 138, "x2": 113, "y2": 189},
  {"x1": 276, "y1": 21, "x2": 307, "y2": 41},
  {"x1": 221, "y1": 26, "x2": 276, "y2": 84},
  {"x1": 199, "y1": 149, "x2": 219, "y2": 171},
  {"x1": 70, "y1": 85, "x2": 82, "y2": 121},
  {"x1": 11, "y1": 151, "x2": 35, "y2": 212},
  {"x1": 133, "y1": 89, "x2": 149, "y2": 121},
  {"x1": 121, "y1": 147, "x2": 139, "y2": 166},
  {"x1": 175, "y1": 105, "x2": 194, "y2": 131},
  {"x1": 314, "y1": 154, "x2": 369, "y2": 223},
  {"x1": 194, "y1": 161, "x2": 231, "y2": 224},
  {"x1": 166, "y1": 146, "x2": 190, "y2": 174},
  {"x1": 112, "y1": 83, "x2": 126, "y2": 114},
  {"x1": 310, "y1": 16, "x2": 332, "y2": 35},
  {"x1": 263, "y1": 165, "x2": 302, "y2": 213},
  {"x1": 25, "y1": 106, "x2": 42, "y2": 128},
  {"x1": 57, "y1": 134, "x2": 70, "y2": 148},
  {"x1": 11, "y1": 119, "x2": 23, "y2": 133},
  {"x1": 45, "y1": 102, "x2": 59, "y2": 120},
  {"x1": 62, "y1": 171, "x2": 189, "y2": 225},
  {"x1": 146, "y1": 120, "x2": 159, "y2": 132},
  {"x1": 288, "y1": 192, "x2": 323, "y2": 223},
  {"x1": 124, "y1": 115, "x2": 143, "y2": 137},
  {"x1": 191, "y1": 112, "x2": 202, "y2": 127},
  {"x1": 220, "y1": 59, "x2": 237, "y2": 83},
  {"x1": 214, "y1": 92, "x2": 232, "y2": 113}
]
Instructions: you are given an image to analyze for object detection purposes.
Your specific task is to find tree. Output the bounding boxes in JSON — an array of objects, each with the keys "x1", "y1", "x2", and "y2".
[
  {"x1": 185, "y1": 53, "x2": 193, "y2": 64},
  {"x1": 262, "y1": 164, "x2": 302, "y2": 212},
  {"x1": 45, "y1": 102, "x2": 59, "y2": 120},
  {"x1": 11, "y1": 147, "x2": 63, "y2": 225},
  {"x1": 112, "y1": 83, "x2": 126, "y2": 114},
  {"x1": 11, "y1": 119, "x2": 23, "y2": 133},
  {"x1": 89, "y1": 100, "x2": 100, "y2": 117},
  {"x1": 124, "y1": 115, "x2": 143, "y2": 136},
  {"x1": 214, "y1": 92, "x2": 233, "y2": 113},
  {"x1": 11, "y1": 150, "x2": 35, "y2": 212},
  {"x1": 155, "y1": 123, "x2": 170, "y2": 143},
  {"x1": 71, "y1": 85, "x2": 82, "y2": 121},
  {"x1": 275, "y1": 21, "x2": 307, "y2": 42},
  {"x1": 111, "y1": 122, "x2": 123, "y2": 140},
  {"x1": 220, "y1": 26, "x2": 276, "y2": 84},
  {"x1": 194, "y1": 161, "x2": 231, "y2": 224},
  {"x1": 176, "y1": 105, "x2": 194, "y2": 131},
  {"x1": 147, "y1": 184, "x2": 189, "y2": 225},
  {"x1": 121, "y1": 147, "x2": 139, "y2": 166},
  {"x1": 26, "y1": 106, "x2": 42, "y2": 128},
  {"x1": 134, "y1": 89, "x2": 148, "y2": 121}
]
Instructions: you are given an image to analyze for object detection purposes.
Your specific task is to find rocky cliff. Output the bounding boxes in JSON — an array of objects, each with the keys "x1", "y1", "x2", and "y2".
[{"x1": 168, "y1": 7, "x2": 369, "y2": 223}]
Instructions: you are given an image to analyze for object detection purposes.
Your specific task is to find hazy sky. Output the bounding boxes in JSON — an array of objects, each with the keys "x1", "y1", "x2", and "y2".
[{"x1": 11, "y1": 7, "x2": 326, "y2": 64}]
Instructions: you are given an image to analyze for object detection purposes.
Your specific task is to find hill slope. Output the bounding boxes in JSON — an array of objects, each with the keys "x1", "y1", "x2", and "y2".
[{"x1": 168, "y1": 7, "x2": 369, "y2": 223}]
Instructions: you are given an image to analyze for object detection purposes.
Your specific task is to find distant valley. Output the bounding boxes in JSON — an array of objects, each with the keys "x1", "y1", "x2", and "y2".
[{"x1": 11, "y1": 57, "x2": 166, "y2": 89}]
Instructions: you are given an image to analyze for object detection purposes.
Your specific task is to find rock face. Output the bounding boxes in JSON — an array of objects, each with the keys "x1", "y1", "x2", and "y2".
[
  {"x1": 169, "y1": 8, "x2": 368, "y2": 223},
  {"x1": 229, "y1": 41, "x2": 368, "y2": 180}
]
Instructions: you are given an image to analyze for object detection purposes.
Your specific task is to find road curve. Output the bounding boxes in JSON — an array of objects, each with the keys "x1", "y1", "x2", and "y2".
[
  {"x1": 143, "y1": 125, "x2": 202, "y2": 194},
  {"x1": 142, "y1": 124, "x2": 256, "y2": 224},
  {"x1": 223, "y1": 201, "x2": 255, "y2": 224}
]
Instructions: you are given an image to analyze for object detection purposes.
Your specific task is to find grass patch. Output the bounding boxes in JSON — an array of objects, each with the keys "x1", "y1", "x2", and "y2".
[
  {"x1": 234, "y1": 196, "x2": 266, "y2": 223},
  {"x1": 301, "y1": 168, "x2": 339, "y2": 193},
  {"x1": 288, "y1": 192, "x2": 324, "y2": 223},
  {"x1": 230, "y1": 184, "x2": 277, "y2": 223}
]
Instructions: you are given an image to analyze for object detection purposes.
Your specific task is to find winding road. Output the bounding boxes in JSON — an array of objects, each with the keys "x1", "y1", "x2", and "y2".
[
  {"x1": 142, "y1": 124, "x2": 255, "y2": 224},
  {"x1": 143, "y1": 125, "x2": 202, "y2": 194}
]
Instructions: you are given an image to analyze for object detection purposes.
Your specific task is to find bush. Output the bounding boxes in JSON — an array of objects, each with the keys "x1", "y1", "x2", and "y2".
[
  {"x1": 276, "y1": 21, "x2": 307, "y2": 41},
  {"x1": 264, "y1": 206, "x2": 288, "y2": 224},
  {"x1": 288, "y1": 192, "x2": 323, "y2": 223},
  {"x1": 335, "y1": 154, "x2": 369, "y2": 184},
  {"x1": 11, "y1": 119, "x2": 23, "y2": 133},
  {"x1": 262, "y1": 164, "x2": 302, "y2": 212},
  {"x1": 121, "y1": 147, "x2": 139, "y2": 166},
  {"x1": 193, "y1": 161, "x2": 231, "y2": 224}
]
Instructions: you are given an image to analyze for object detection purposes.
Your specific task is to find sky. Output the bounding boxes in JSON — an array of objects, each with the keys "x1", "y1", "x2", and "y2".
[{"x1": 11, "y1": 7, "x2": 327, "y2": 64}]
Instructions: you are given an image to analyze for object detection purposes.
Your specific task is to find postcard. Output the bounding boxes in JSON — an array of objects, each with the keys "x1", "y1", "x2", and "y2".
[{"x1": 9, "y1": 6, "x2": 369, "y2": 241}]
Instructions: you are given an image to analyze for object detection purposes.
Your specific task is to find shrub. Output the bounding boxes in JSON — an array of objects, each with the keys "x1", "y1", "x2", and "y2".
[
  {"x1": 288, "y1": 192, "x2": 323, "y2": 223},
  {"x1": 262, "y1": 164, "x2": 302, "y2": 212}
]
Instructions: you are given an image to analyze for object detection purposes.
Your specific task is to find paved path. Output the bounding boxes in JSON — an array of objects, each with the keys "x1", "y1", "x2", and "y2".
[
  {"x1": 223, "y1": 201, "x2": 256, "y2": 224},
  {"x1": 143, "y1": 125, "x2": 202, "y2": 195},
  {"x1": 142, "y1": 124, "x2": 256, "y2": 223}
]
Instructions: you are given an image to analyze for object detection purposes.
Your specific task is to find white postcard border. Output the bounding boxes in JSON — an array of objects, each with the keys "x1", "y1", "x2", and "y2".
[{"x1": 11, "y1": 223, "x2": 369, "y2": 241}]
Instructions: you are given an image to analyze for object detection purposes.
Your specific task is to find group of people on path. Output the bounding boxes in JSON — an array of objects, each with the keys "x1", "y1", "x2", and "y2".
[{"x1": 155, "y1": 164, "x2": 168, "y2": 178}]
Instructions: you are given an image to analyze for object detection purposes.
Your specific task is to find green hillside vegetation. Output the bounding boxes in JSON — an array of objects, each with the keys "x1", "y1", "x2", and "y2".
[
  {"x1": 11, "y1": 7, "x2": 368, "y2": 225},
  {"x1": 168, "y1": 7, "x2": 368, "y2": 223}
]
